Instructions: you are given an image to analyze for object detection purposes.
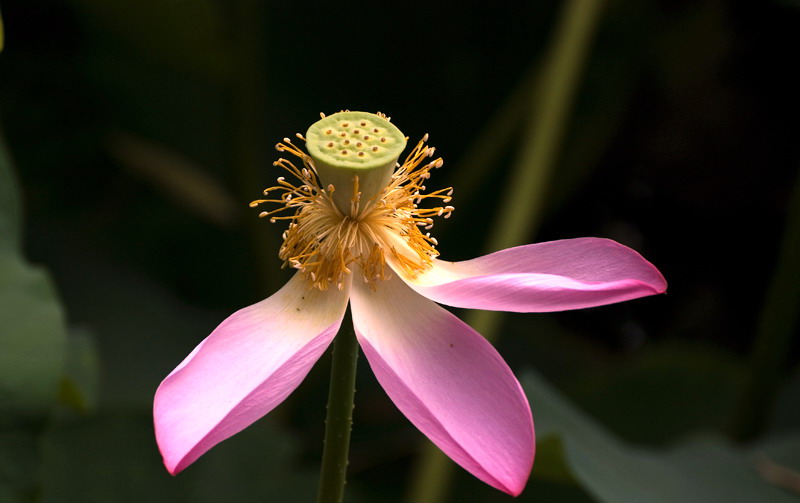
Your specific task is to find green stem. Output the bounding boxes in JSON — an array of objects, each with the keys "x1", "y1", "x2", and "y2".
[
  {"x1": 317, "y1": 318, "x2": 359, "y2": 503},
  {"x1": 732, "y1": 166, "x2": 800, "y2": 440},
  {"x1": 486, "y1": 0, "x2": 606, "y2": 252},
  {"x1": 407, "y1": 1, "x2": 605, "y2": 501},
  {"x1": 446, "y1": 64, "x2": 538, "y2": 205}
]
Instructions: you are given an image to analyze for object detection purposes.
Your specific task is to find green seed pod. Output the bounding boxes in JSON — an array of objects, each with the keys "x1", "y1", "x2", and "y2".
[{"x1": 306, "y1": 111, "x2": 406, "y2": 214}]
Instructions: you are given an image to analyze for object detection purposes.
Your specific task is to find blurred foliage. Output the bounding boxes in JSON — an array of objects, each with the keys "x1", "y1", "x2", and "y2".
[
  {"x1": 524, "y1": 370, "x2": 800, "y2": 502},
  {"x1": 0, "y1": 137, "x2": 67, "y2": 414},
  {"x1": 0, "y1": 0, "x2": 798, "y2": 502},
  {"x1": 39, "y1": 415, "x2": 321, "y2": 503},
  {"x1": 57, "y1": 327, "x2": 100, "y2": 413}
]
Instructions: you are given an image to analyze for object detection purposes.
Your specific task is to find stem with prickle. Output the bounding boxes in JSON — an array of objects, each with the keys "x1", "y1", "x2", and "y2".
[{"x1": 317, "y1": 317, "x2": 359, "y2": 503}]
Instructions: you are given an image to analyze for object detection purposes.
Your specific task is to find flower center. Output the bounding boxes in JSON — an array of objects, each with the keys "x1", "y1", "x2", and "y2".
[{"x1": 250, "y1": 111, "x2": 454, "y2": 291}]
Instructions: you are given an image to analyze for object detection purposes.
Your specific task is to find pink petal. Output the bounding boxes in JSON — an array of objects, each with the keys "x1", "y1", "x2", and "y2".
[
  {"x1": 393, "y1": 237, "x2": 667, "y2": 312},
  {"x1": 350, "y1": 274, "x2": 534, "y2": 496},
  {"x1": 154, "y1": 273, "x2": 350, "y2": 474}
]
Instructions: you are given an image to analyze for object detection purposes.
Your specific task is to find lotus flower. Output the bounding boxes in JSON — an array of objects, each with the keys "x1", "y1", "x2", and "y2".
[{"x1": 154, "y1": 111, "x2": 666, "y2": 496}]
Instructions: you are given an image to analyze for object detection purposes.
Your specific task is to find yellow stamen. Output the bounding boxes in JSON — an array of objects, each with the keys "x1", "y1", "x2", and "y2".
[{"x1": 251, "y1": 128, "x2": 453, "y2": 291}]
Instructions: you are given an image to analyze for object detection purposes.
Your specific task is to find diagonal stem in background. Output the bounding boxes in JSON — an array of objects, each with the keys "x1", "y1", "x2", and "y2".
[{"x1": 406, "y1": 1, "x2": 607, "y2": 501}]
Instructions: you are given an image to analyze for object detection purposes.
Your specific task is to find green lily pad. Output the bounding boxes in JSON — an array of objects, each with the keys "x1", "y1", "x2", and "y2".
[{"x1": 523, "y1": 370, "x2": 800, "y2": 503}]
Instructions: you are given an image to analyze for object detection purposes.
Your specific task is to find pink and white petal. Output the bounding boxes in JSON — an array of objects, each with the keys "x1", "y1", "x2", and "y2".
[
  {"x1": 392, "y1": 237, "x2": 667, "y2": 312},
  {"x1": 350, "y1": 274, "x2": 534, "y2": 496},
  {"x1": 154, "y1": 273, "x2": 350, "y2": 474}
]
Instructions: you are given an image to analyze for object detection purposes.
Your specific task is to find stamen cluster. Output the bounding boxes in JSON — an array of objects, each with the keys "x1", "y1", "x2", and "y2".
[{"x1": 250, "y1": 133, "x2": 454, "y2": 291}]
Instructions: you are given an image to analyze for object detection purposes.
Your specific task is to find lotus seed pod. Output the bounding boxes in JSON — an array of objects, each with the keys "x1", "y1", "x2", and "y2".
[{"x1": 306, "y1": 111, "x2": 406, "y2": 214}]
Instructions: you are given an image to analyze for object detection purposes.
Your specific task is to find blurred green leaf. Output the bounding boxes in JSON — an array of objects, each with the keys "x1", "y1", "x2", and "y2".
[
  {"x1": 505, "y1": 318, "x2": 745, "y2": 444},
  {"x1": 733, "y1": 164, "x2": 800, "y2": 439},
  {"x1": 523, "y1": 370, "x2": 800, "y2": 503},
  {"x1": 771, "y1": 367, "x2": 800, "y2": 433},
  {"x1": 0, "y1": 137, "x2": 67, "y2": 414},
  {"x1": 0, "y1": 137, "x2": 20, "y2": 252},
  {"x1": 44, "y1": 249, "x2": 223, "y2": 409},
  {"x1": 40, "y1": 415, "x2": 181, "y2": 503},
  {"x1": 530, "y1": 435, "x2": 575, "y2": 484},
  {"x1": 758, "y1": 431, "x2": 800, "y2": 470},
  {"x1": 576, "y1": 342, "x2": 744, "y2": 444},
  {"x1": 57, "y1": 328, "x2": 100, "y2": 413},
  {"x1": 187, "y1": 419, "x2": 319, "y2": 503},
  {"x1": 40, "y1": 415, "x2": 319, "y2": 503},
  {"x1": 0, "y1": 258, "x2": 67, "y2": 412},
  {"x1": 754, "y1": 432, "x2": 800, "y2": 495}
]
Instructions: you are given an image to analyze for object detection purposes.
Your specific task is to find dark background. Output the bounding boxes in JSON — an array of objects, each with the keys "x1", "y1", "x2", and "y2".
[{"x1": 1, "y1": 0, "x2": 799, "y2": 501}]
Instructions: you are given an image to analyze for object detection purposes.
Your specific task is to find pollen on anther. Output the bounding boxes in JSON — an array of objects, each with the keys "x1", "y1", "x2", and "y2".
[
  {"x1": 372, "y1": 146, "x2": 379, "y2": 152},
  {"x1": 327, "y1": 142, "x2": 334, "y2": 147},
  {"x1": 325, "y1": 129, "x2": 332, "y2": 134},
  {"x1": 358, "y1": 152, "x2": 365, "y2": 157},
  {"x1": 356, "y1": 142, "x2": 363, "y2": 147},
  {"x1": 360, "y1": 121, "x2": 367, "y2": 126},
  {"x1": 353, "y1": 129, "x2": 360, "y2": 134},
  {"x1": 363, "y1": 135, "x2": 370, "y2": 140},
  {"x1": 380, "y1": 137, "x2": 386, "y2": 142},
  {"x1": 341, "y1": 150, "x2": 348, "y2": 155},
  {"x1": 343, "y1": 139, "x2": 350, "y2": 145},
  {"x1": 341, "y1": 123, "x2": 349, "y2": 128}
]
